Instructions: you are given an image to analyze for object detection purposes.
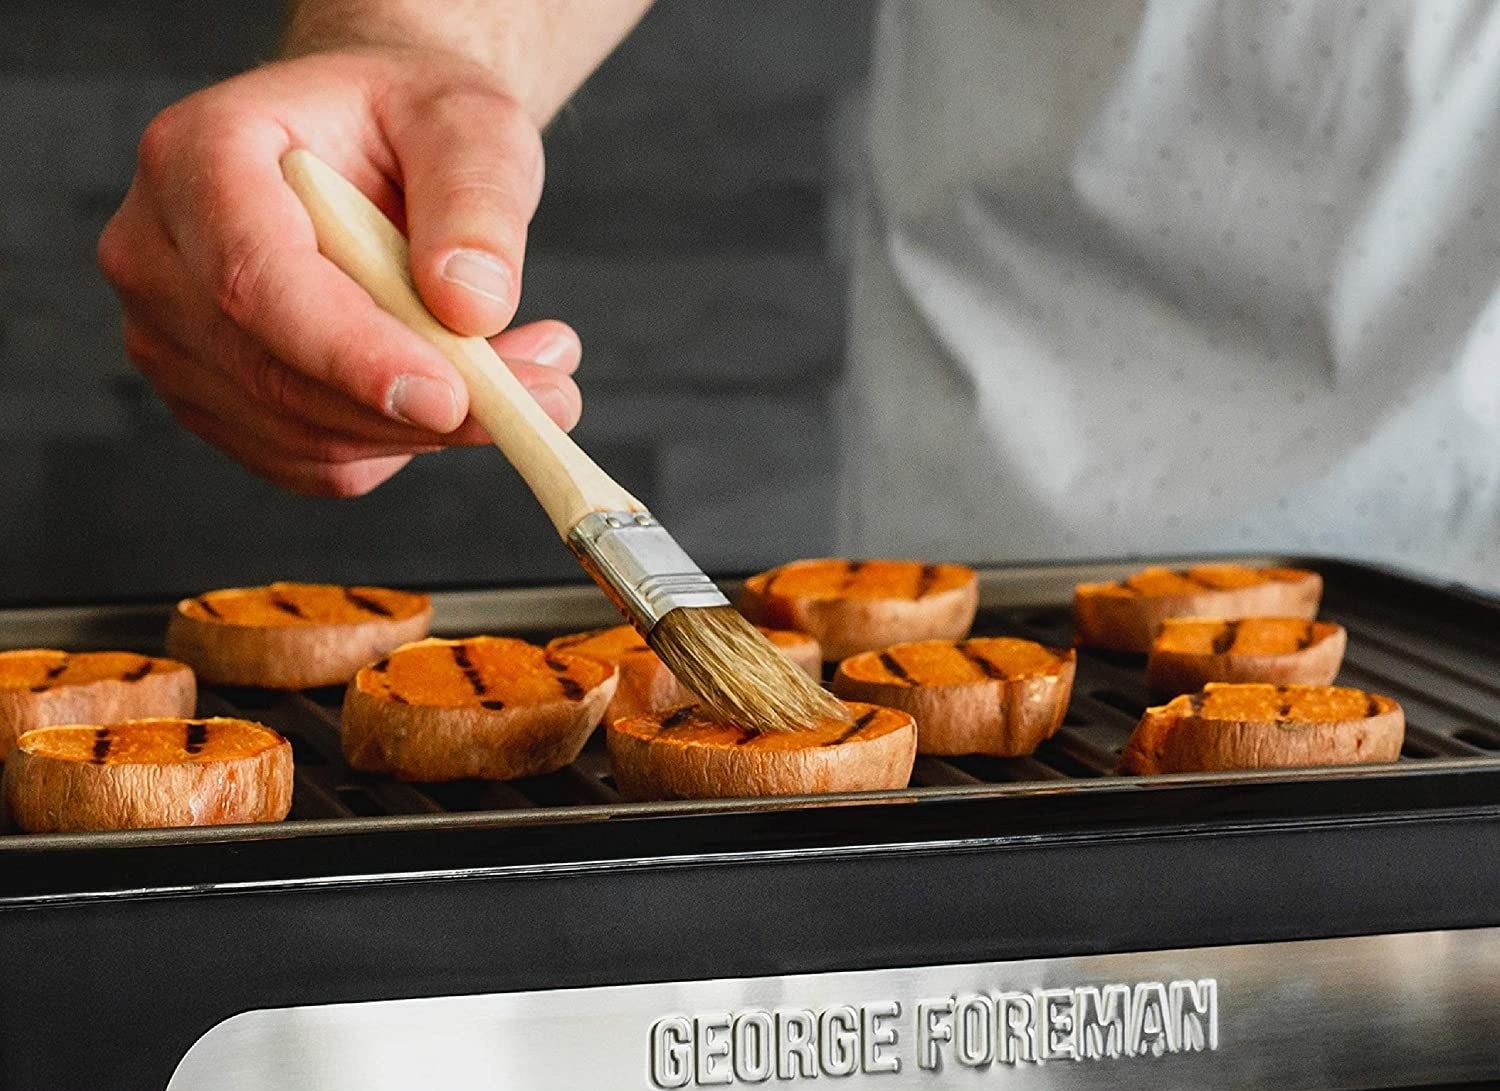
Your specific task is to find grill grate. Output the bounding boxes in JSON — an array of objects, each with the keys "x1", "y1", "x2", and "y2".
[
  {"x1": 183, "y1": 595, "x2": 1500, "y2": 824},
  {"x1": 2, "y1": 558, "x2": 1497, "y2": 836}
]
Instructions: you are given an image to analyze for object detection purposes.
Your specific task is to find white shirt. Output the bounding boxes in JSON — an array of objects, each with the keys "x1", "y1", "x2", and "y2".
[{"x1": 843, "y1": 0, "x2": 1500, "y2": 592}]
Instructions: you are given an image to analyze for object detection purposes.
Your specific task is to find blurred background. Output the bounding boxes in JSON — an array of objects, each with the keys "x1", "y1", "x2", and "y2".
[{"x1": 0, "y1": 0, "x2": 873, "y2": 604}]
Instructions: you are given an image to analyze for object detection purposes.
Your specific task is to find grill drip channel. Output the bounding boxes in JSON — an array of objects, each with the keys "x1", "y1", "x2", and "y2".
[{"x1": 179, "y1": 588, "x2": 1500, "y2": 824}]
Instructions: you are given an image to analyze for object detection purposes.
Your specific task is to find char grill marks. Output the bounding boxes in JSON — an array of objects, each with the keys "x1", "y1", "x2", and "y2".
[
  {"x1": 184, "y1": 721, "x2": 208, "y2": 755},
  {"x1": 90, "y1": 728, "x2": 112, "y2": 763},
  {"x1": 363, "y1": 638, "x2": 608, "y2": 713},
  {"x1": 24, "y1": 653, "x2": 165, "y2": 693},
  {"x1": 450, "y1": 644, "x2": 488, "y2": 698},
  {"x1": 1188, "y1": 684, "x2": 1388, "y2": 722},
  {"x1": 826, "y1": 709, "x2": 879, "y2": 746},
  {"x1": 866, "y1": 641, "x2": 1020, "y2": 685},
  {"x1": 957, "y1": 641, "x2": 1008, "y2": 681},
  {"x1": 878, "y1": 651, "x2": 915, "y2": 685},
  {"x1": 269, "y1": 594, "x2": 305, "y2": 620},
  {"x1": 121, "y1": 659, "x2": 153, "y2": 683},
  {"x1": 343, "y1": 588, "x2": 394, "y2": 617},
  {"x1": 1162, "y1": 618, "x2": 1332, "y2": 656},
  {"x1": 767, "y1": 559, "x2": 959, "y2": 602},
  {"x1": 1211, "y1": 621, "x2": 1241, "y2": 655},
  {"x1": 655, "y1": 706, "x2": 698, "y2": 735},
  {"x1": 195, "y1": 596, "x2": 222, "y2": 619},
  {"x1": 841, "y1": 560, "x2": 866, "y2": 593},
  {"x1": 30, "y1": 656, "x2": 70, "y2": 691},
  {"x1": 1121, "y1": 568, "x2": 1221, "y2": 594},
  {"x1": 545, "y1": 655, "x2": 586, "y2": 701},
  {"x1": 642, "y1": 703, "x2": 886, "y2": 746}
]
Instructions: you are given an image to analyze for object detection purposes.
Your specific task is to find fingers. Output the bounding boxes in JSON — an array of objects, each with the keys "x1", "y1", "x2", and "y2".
[
  {"x1": 129, "y1": 321, "x2": 443, "y2": 462},
  {"x1": 385, "y1": 83, "x2": 544, "y2": 337},
  {"x1": 109, "y1": 204, "x2": 492, "y2": 448},
  {"x1": 98, "y1": 56, "x2": 581, "y2": 502},
  {"x1": 140, "y1": 104, "x2": 472, "y2": 434},
  {"x1": 168, "y1": 397, "x2": 416, "y2": 498},
  {"x1": 507, "y1": 360, "x2": 583, "y2": 432},
  {"x1": 489, "y1": 319, "x2": 582, "y2": 376}
]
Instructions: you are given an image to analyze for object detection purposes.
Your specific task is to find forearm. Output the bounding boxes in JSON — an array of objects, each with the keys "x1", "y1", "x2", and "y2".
[{"x1": 283, "y1": 0, "x2": 655, "y2": 124}]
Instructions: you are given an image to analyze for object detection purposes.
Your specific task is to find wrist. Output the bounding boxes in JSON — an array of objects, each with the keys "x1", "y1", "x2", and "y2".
[{"x1": 282, "y1": 0, "x2": 544, "y2": 118}]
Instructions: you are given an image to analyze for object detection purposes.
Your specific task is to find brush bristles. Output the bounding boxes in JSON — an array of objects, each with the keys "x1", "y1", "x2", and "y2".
[{"x1": 648, "y1": 605, "x2": 850, "y2": 733}]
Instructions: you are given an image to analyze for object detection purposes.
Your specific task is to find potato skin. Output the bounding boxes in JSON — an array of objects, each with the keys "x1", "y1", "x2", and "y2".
[
  {"x1": 607, "y1": 711, "x2": 917, "y2": 801},
  {"x1": 1146, "y1": 626, "x2": 1346, "y2": 699},
  {"x1": 741, "y1": 564, "x2": 978, "y2": 661},
  {"x1": 342, "y1": 669, "x2": 617, "y2": 782},
  {"x1": 1118, "y1": 696, "x2": 1404, "y2": 775},
  {"x1": 1074, "y1": 571, "x2": 1322, "y2": 653},
  {"x1": 166, "y1": 596, "x2": 432, "y2": 689},
  {"x1": 833, "y1": 647, "x2": 1075, "y2": 757},
  {"x1": 0, "y1": 661, "x2": 195, "y2": 760},
  {"x1": 3, "y1": 729, "x2": 291, "y2": 832}
]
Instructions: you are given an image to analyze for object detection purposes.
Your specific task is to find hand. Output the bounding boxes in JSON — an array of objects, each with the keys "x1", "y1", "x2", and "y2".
[{"x1": 98, "y1": 47, "x2": 582, "y2": 497}]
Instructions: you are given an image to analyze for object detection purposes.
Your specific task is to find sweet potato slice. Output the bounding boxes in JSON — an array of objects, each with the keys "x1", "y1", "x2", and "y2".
[
  {"x1": 0, "y1": 649, "x2": 196, "y2": 759},
  {"x1": 1073, "y1": 565, "x2": 1321, "y2": 653},
  {"x1": 342, "y1": 636, "x2": 618, "y2": 781},
  {"x1": 740, "y1": 558, "x2": 978, "y2": 660},
  {"x1": 166, "y1": 581, "x2": 432, "y2": 689},
  {"x1": 548, "y1": 623, "x2": 820, "y2": 723},
  {"x1": 3, "y1": 717, "x2": 292, "y2": 832},
  {"x1": 1118, "y1": 682, "x2": 1404, "y2": 774},
  {"x1": 608, "y1": 700, "x2": 916, "y2": 800},
  {"x1": 832, "y1": 637, "x2": 1075, "y2": 757},
  {"x1": 1146, "y1": 617, "x2": 1347, "y2": 697}
]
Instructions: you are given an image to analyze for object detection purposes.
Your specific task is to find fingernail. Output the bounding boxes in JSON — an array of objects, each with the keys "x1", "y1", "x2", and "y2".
[
  {"x1": 388, "y1": 375, "x2": 461, "y2": 432},
  {"x1": 441, "y1": 249, "x2": 513, "y2": 304},
  {"x1": 532, "y1": 332, "x2": 575, "y2": 369},
  {"x1": 533, "y1": 382, "x2": 575, "y2": 428}
]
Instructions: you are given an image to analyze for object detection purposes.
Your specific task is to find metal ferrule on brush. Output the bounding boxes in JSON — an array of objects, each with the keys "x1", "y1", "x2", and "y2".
[{"x1": 566, "y1": 511, "x2": 729, "y2": 632}]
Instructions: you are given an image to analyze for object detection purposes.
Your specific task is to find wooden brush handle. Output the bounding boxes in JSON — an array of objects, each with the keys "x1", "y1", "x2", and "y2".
[{"x1": 280, "y1": 148, "x2": 642, "y2": 536}]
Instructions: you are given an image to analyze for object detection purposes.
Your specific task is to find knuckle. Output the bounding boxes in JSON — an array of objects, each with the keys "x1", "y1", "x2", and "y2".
[
  {"x1": 244, "y1": 353, "x2": 296, "y2": 415},
  {"x1": 412, "y1": 82, "x2": 541, "y2": 197},
  {"x1": 212, "y1": 234, "x2": 279, "y2": 325},
  {"x1": 137, "y1": 106, "x2": 188, "y2": 181},
  {"x1": 96, "y1": 216, "x2": 134, "y2": 288}
]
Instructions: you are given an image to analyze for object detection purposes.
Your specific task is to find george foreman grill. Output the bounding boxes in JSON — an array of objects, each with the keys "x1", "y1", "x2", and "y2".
[{"x1": 0, "y1": 557, "x2": 1497, "y2": 1091}]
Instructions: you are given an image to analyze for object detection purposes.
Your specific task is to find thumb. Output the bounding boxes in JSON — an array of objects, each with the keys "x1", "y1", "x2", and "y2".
[{"x1": 389, "y1": 83, "x2": 544, "y2": 337}]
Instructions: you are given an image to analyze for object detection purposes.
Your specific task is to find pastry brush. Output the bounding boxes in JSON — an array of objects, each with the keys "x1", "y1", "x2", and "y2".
[{"x1": 280, "y1": 149, "x2": 845, "y2": 733}]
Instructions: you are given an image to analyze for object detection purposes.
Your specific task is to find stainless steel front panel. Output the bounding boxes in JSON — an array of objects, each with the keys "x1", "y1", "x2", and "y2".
[{"x1": 168, "y1": 928, "x2": 1500, "y2": 1090}]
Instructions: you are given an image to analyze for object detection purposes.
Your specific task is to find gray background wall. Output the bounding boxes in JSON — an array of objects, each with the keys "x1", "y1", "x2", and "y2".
[{"x1": 0, "y1": 0, "x2": 873, "y2": 604}]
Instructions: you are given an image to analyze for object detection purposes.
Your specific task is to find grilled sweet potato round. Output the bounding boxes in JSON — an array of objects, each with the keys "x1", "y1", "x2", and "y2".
[
  {"x1": 342, "y1": 636, "x2": 618, "y2": 781},
  {"x1": 3, "y1": 716, "x2": 292, "y2": 832},
  {"x1": 166, "y1": 582, "x2": 432, "y2": 689},
  {"x1": 547, "y1": 623, "x2": 820, "y2": 724},
  {"x1": 1073, "y1": 565, "x2": 1322, "y2": 653},
  {"x1": 1146, "y1": 617, "x2": 1347, "y2": 698},
  {"x1": 833, "y1": 637, "x2": 1075, "y2": 757},
  {"x1": 0, "y1": 649, "x2": 196, "y2": 760},
  {"x1": 740, "y1": 559, "x2": 978, "y2": 661},
  {"x1": 608, "y1": 700, "x2": 916, "y2": 800},
  {"x1": 1118, "y1": 682, "x2": 1404, "y2": 775}
]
